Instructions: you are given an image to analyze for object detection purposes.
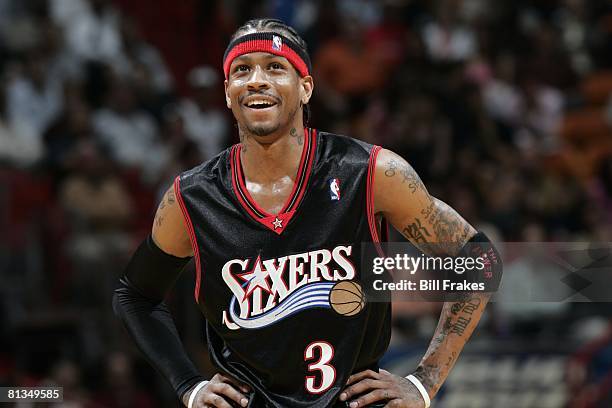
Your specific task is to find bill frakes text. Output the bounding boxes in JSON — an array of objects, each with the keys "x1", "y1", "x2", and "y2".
[{"x1": 373, "y1": 279, "x2": 485, "y2": 292}]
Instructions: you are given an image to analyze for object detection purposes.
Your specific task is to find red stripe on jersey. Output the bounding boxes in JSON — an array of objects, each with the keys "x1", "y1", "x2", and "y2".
[
  {"x1": 366, "y1": 146, "x2": 385, "y2": 257},
  {"x1": 230, "y1": 128, "x2": 316, "y2": 234},
  {"x1": 174, "y1": 176, "x2": 203, "y2": 303}
]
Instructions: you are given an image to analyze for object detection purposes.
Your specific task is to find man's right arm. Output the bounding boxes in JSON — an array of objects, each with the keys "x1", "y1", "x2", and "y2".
[
  {"x1": 113, "y1": 183, "x2": 250, "y2": 407},
  {"x1": 152, "y1": 183, "x2": 193, "y2": 258},
  {"x1": 113, "y1": 183, "x2": 204, "y2": 404}
]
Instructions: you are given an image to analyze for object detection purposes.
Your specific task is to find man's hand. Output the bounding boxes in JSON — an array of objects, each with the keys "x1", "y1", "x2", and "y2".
[
  {"x1": 339, "y1": 369, "x2": 427, "y2": 408},
  {"x1": 182, "y1": 374, "x2": 251, "y2": 408}
]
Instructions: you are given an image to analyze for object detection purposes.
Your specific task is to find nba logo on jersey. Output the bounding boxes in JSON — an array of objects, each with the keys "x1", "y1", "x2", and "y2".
[
  {"x1": 272, "y1": 35, "x2": 282, "y2": 51},
  {"x1": 329, "y1": 178, "x2": 341, "y2": 201}
]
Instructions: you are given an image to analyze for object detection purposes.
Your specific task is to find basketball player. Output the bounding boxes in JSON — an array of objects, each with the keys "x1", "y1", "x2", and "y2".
[{"x1": 113, "y1": 19, "x2": 501, "y2": 408}]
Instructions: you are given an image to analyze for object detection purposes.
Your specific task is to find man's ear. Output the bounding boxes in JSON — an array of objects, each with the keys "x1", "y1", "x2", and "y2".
[
  {"x1": 224, "y1": 80, "x2": 231, "y2": 108},
  {"x1": 300, "y1": 75, "x2": 314, "y2": 105}
]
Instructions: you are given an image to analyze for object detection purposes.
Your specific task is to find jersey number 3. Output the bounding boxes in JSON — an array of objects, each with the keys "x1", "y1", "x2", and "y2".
[{"x1": 304, "y1": 341, "x2": 336, "y2": 394}]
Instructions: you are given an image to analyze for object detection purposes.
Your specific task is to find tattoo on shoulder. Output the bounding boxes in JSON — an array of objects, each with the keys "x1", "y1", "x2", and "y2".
[
  {"x1": 154, "y1": 188, "x2": 175, "y2": 228},
  {"x1": 166, "y1": 189, "x2": 176, "y2": 205},
  {"x1": 385, "y1": 159, "x2": 398, "y2": 177},
  {"x1": 154, "y1": 211, "x2": 164, "y2": 228},
  {"x1": 383, "y1": 156, "x2": 426, "y2": 193},
  {"x1": 400, "y1": 165, "x2": 426, "y2": 193}
]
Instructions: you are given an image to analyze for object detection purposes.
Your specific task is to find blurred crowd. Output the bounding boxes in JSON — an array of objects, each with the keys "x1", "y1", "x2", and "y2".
[{"x1": 1, "y1": 0, "x2": 612, "y2": 406}]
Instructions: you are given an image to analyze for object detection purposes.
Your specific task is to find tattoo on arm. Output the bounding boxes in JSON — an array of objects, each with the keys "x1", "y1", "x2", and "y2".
[
  {"x1": 381, "y1": 154, "x2": 484, "y2": 397},
  {"x1": 415, "y1": 293, "x2": 489, "y2": 397},
  {"x1": 382, "y1": 154, "x2": 473, "y2": 254},
  {"x1": 384, "y1": 157, "x2": 426, "y2": 193},
  {"x1": 401, "y1": 199, "x2": 472, "y2": 256},
  {"x1": 384, "y1": 159, "x2": 398, "y2": 177},
  {"x1": 402, "y1": 219, "x2": 431, "y2": 243},
  {"x1": 154, "y1": 188, "x2": 176, "y2": 228}
]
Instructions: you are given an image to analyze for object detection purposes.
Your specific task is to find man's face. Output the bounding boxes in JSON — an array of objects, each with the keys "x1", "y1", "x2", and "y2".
[{"x1": 225, "y1": 51, "x2": 313, "y2": 137}]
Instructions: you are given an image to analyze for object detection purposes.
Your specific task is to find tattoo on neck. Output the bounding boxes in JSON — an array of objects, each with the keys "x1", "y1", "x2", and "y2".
[
  {"x1": 239, "y1": 132, "x2": 248, "y2": 152},
  {"x1": 290, "y1": 127, "x2": 303, "y2": 145}
]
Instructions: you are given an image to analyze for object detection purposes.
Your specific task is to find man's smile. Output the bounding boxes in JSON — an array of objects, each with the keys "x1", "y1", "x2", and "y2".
[{"x1": 241, "y1": 94, "x2": 280, "y2": 111}]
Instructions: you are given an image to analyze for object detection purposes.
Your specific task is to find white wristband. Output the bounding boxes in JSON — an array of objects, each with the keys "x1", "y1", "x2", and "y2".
[
  {"x1": 406, "y1": 374, "x2": 431, "y2": 408},
  {"x1": 187, "y1": 380, "x2": 209, "y2": 408}
]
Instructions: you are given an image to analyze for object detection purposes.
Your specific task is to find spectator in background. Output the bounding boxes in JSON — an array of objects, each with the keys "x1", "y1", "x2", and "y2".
[
  {"x1": 43, "y1": 81, "x2": 92, "y2": 177},
  {"x1": 422, "y1": 0, "x2": 478, "y2": 62},
  {"x1": 518, "y1": 76, "x2": 564, "y2": 153},
  {"x1": 5, "y1": 47, "x2": 64, "y2": 159},
  {"x1": 364, "y1": 1, "x2": 410, "y2": 70},
  {"x1": 92, "y1": 73, "x2": 168, "y2": 183},
  {"x1": 38, "y1": 16, "x2": 84, "y2": 85},
  {"x1": 496, "y1": 222, "x2": 571, "y2": 337},
  {"x1": 525, "y1": 21, "x2": 577, "y2": 90},
  {"x1": 314, "y1": 14, "x2": 388, "y2": 114},
  {"x1": 482, "y1": 52, "x2": 524, "y2": 128},
  {"x1": 336, "y1": 0, "x2": 381, "y2": 28},
  {"x1": 179, "y1": 66, "x2": 229, "y2": 161},
  {"x1": 0, "y1": 71, "x2": 40, "y2": 167},
  {"x1": 157, "y1": 104, "x2": 203, "y2": 186},
  {"x1": 46, "y1": 359, "x2": 94, "y2": 407},
  {"x1": 0, "y1": 1, "x2": 43, "y2": 52},
  {"x1": 120, "y1": 16, "x2": 173, "y2": 96},
  {"x1": 59, "y1": 140, "x2": 133, "y2": 305},
  {"x1": 482, "y1": 165, "x2": 525, "y2": 238},
  {"x1": 119, "y1": 16, "x2": 175, "y2": 120},
  {"x1": 93, "y1": 351, "x2": 156, "y2": 408},
  {"x1": 387, "y1": 92, "x2": 452, "y2": 182},
  {"x1": 58, "y1": 139, "x2": 133, "y2": 238},
  {"x1": 59, "y1": 0, "x2": 123, "y2": 66},
  {"x1": 554, "y1": 0, "x2": 593, "y2": 75}
]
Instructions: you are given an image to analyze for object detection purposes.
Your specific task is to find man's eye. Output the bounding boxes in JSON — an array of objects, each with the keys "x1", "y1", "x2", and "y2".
[
  {"x1": 269, "y1": 62, "x2": 283, "y2": 70},
  {"x1": 235, "y1": 65, "x2": 250, "y2": 72}
]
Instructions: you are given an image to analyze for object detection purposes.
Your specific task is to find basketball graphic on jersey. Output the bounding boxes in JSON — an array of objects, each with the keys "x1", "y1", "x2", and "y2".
[{"x1": 329, "y1": 281, "x2": 365, "y2": 316}]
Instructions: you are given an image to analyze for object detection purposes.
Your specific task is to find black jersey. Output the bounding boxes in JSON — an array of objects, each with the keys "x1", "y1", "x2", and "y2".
[{"x1": 175, "y1": 129, "x2": 391, "y2": 408}]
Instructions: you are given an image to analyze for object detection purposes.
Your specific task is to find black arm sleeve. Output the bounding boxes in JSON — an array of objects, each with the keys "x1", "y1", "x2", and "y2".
[
  {"x1": 458, "y1": 231, "x2": 503, "y2": 292},
  {"x1": 112, "y1": 235, "x2": 206, "y2": 401}
]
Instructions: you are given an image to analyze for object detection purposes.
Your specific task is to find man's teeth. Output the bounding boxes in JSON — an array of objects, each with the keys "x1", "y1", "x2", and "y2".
[{"x1": 247, "y1": 100, "x2": 275, "y2": 107}]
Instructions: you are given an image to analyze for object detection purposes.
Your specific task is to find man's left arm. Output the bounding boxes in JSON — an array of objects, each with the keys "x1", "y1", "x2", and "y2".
[{"x1": 340, "y1": 149, "x2": 500, "y2": 408}]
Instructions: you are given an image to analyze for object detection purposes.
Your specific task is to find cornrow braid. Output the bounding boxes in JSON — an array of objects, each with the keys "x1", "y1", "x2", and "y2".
[
  {"x1": 229, "y1": 18, "x2": 312, "y2": 126},
  {"x1": 231, "y1": 18, "x2": 308, "y2": 53}
]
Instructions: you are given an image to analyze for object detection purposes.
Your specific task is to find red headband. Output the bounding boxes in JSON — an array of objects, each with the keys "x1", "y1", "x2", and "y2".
[{"x1": 223, "y1": 32, "x2": 312, "y2": 79}]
